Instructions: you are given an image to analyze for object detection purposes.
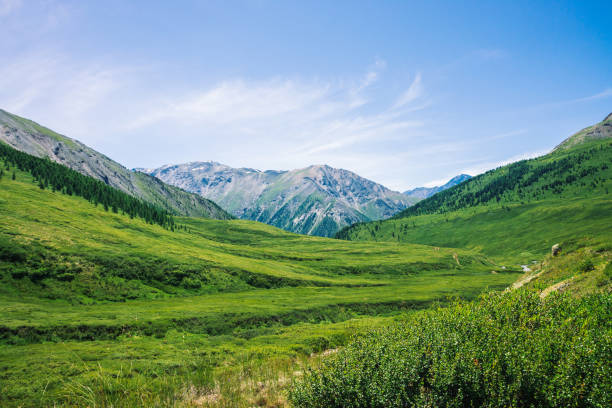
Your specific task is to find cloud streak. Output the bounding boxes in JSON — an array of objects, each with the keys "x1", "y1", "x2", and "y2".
[
  {"x1": 393, "y1": 73, "x2": 423, "y2": 109},
  {"x1": 0, "y1": 49, "x2": 435, "y2": 189}
]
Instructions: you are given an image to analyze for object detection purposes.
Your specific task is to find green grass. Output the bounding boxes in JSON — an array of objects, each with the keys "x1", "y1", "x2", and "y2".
[
  {"x1": 0, "y1": 315, "x2": 403, "y2": 407},
  {"x1": 336, "y1": 196, "x2": 612, "y2": 263},
  {"x1": 0, "y1": 162, "x2": 520, "y2": 407}
]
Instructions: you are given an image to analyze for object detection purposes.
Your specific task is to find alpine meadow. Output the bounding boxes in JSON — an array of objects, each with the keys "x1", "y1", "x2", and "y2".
[{"x1": 1, "y1": 1, "x2": 611, "y2": 407}]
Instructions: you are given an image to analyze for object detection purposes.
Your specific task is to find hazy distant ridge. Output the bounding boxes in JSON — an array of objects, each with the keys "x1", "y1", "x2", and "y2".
[{"x1": 403, "y1": 174, "x2": 472, "y2": 200}]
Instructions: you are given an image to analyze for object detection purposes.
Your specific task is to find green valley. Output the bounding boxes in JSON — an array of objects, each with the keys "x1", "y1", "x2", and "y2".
[
  {"x1": 0, "y1": 112, "x2": 611, "y2": 407},
  {"x1": 0, "y1": 148, "x2": 518, "y2": 407},
  {"x1": 2, "y1": 3, "x2": 611, "y2": 406}
]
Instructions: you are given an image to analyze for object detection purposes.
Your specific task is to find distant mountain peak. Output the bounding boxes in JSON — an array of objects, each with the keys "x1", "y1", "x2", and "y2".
[
  {"x1": 447, "y1": 174, "x2": 471, "y2": 183},
  {"x1": 403, "y1": 174, "x2": 472, "y2": 200}
]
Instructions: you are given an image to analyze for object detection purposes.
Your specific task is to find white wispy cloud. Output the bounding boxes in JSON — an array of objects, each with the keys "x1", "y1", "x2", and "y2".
[
  {"x1": 393, "y1": 73, "x2": 423, "y2": 109},
  {"x1": 123, "y1": 63, "x2": 430, "y2": 169},
  {"x1": 569, "y1": 88, "x2": 612, "y2": 103},
  {"x1": 127, "y1": 79, "x2": 333, "y2": 128},
  {"x1": 0, "y1": 50, "x2": 133, "y2": 138},
  {"x1": 0, "y1": 50, "x2": 434, "y2": 190},
  {"x1": 523, "y1": 88, "x2": 612, "y2": 112}
]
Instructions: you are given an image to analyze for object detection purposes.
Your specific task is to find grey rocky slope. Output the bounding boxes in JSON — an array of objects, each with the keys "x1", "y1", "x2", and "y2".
[
  {"x1": 553, "y1": 112, "x2": 612, "y2": 152},
  {"x1": 0, "y1": 109, "x2": 231, "y2": 219},
  {"x1": 403, "y1": 174, "x2": 472, "y2": 200},
  {"x1": 142, "y1": 162, "x2": 418, "y2": 237}
]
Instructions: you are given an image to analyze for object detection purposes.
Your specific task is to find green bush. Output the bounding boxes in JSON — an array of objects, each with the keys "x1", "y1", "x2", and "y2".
[
  {"x1": 290, "y1": 290, "x2": 612, "y2": 408},
  {"x1": 579, "y1": 259, "x2": 595, "y2": 272}
]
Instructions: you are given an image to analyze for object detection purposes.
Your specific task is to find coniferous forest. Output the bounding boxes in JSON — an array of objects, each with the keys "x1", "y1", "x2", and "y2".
[{"x1": 0, "y1": 142, "x2": 174, "y2": 229}]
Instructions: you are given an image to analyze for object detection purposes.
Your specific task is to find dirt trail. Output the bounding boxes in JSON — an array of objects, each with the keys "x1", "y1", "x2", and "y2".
[
  {"x1": 509, "y1": 271, "x2": 542, "y2": 290},
  {"x1": 540, "y1": 277, "x2": 574, "y2": 298}
]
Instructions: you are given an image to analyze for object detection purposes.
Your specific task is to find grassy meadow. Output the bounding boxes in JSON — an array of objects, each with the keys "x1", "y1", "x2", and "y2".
[{"x1": 0, "y1": 162, "x2": 520, "y2": 407}]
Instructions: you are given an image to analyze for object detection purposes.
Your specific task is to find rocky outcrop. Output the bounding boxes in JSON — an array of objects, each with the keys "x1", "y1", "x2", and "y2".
[{"x1": 553, "y1": 113, "x2": 612, "y2": 152}]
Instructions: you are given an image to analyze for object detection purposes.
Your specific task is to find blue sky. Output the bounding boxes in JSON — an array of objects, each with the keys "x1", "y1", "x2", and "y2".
[{"x1": 1, "y1": 0, "x2": 610, "y2": 190}]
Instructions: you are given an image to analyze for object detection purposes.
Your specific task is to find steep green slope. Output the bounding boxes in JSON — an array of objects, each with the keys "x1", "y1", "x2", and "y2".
[
  {"x1": 337, "y1": 126, "x2": 612, "y2": 263},
  {"x1": 0, "y1": 155, "x2": 520, "y2": 407},
  {"x1": 509, "y1": 236, "x2": 612, "y2": 297},
  {"x1": 0, "y1": 109, "x2": 231, "y2": 219},
  {"x1": 0, "y1": 142, "x2": 174, "y2": 229}
]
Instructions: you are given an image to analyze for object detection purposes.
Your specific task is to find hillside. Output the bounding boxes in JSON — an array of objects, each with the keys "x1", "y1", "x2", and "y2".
[
  {"x1": 337, "y1": 115, "x2": 612, "y2": 263},
  {"x1": 0, "y1": 109, "x2": 231, "y2": 219},
  {"x1": 0, "y1": 152, "x2": 519, "y2": 407},
  {"x1": 142, "y1": 162, "x2": 417, "y2": 237},
  {"x1": 554, "y1": 112, "x2": 612, "y2": 151},
  {"x1": 403, "y1": 174, "x2": 471, "y2": 200}
]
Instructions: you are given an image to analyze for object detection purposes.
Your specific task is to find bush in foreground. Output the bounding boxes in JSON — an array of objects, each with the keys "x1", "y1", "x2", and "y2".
[{"x1": 290, "y1": 290, "x2": 611, "y2": 408}]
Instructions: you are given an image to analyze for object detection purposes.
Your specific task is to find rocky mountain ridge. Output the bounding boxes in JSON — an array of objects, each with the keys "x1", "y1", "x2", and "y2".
[{"x1": 142, "y1": 161, "x2": 418, "y2": 237}]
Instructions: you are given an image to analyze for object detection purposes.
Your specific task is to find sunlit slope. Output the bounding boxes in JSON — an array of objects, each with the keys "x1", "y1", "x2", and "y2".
[{"x1": 337, "y1": 138, "x2": 612, "y2": 263}]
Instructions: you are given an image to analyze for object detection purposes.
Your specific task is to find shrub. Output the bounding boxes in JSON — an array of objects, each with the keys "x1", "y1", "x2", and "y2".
[
  {"x1": 290, "y1": 290, "x2": 612, "y2": 408},
  {"x1": 579, "y1": 259, "x2": 595, "y2": 272}
]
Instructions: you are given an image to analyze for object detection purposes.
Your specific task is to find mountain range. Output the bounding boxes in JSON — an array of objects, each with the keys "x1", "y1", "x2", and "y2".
[
  {"x1": 0, "y1": 108, "x2": 471, "y2": 237},
  {"x1": 141, "y1": 162, "x2": 419, "y2": 237},
  {"x1": 0, "y1": 109, "x2": 231, "y2": 220}
]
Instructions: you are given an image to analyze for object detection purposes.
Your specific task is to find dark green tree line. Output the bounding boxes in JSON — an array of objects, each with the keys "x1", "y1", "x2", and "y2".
[{"x1": 0, "y1": 142, "x2": 175, "y2": 229}]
